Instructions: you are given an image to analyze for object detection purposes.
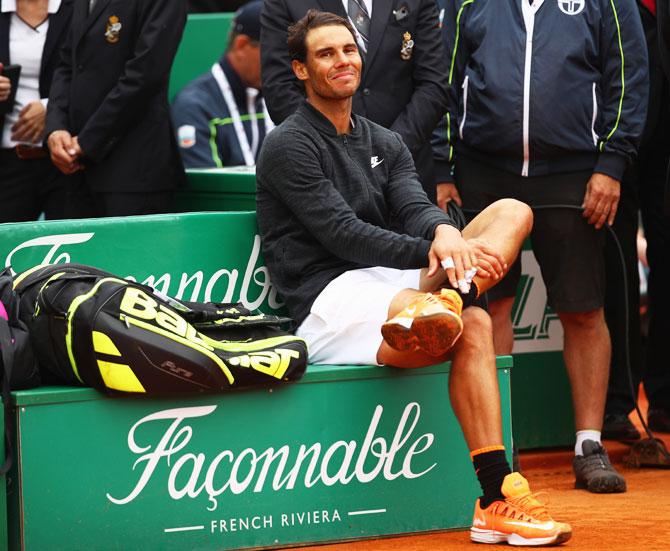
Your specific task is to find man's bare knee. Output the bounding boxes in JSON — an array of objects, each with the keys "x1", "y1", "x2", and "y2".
[
  {"x1": 490, "y1": 198, "x2": 533, "y2": 235},
  {"x1": 463, "y1": 198, "x2": 532, "y2": 253},
  {"x1": 456, "y1": 307, "x2": 493, "y2": 350},
  {"x1": 558, "y1": 308, "x2": 605, "y2": 330}
]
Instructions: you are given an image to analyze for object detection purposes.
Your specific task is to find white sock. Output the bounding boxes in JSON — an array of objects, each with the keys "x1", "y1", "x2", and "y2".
[{"x1": 575, "y1": 430, "x2": 601, "y2": 456}]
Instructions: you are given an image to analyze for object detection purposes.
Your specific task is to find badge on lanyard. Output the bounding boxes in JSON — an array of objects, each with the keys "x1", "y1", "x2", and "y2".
[
  {"x1": 105, "y1": 16, "x2": 122, "y2": 44},
  {"x1": 400, "y1": 32, "x2": 414, "y2": 60}
]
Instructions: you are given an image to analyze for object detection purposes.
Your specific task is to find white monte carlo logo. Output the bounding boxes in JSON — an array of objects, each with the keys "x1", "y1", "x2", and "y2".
[{"x1": 558, "y1": 0, "x2": 585, "y2": 16}]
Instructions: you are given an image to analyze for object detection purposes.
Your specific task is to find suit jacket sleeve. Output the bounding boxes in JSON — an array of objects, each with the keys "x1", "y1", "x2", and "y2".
[
  {"x1": 659, "y1": 1, "x2": 670, "y2": 80},
  {"x1": 260, "y1": 0, "x2": 304, "y2": 124},
  {"x1": 388, "y1": 0, "x2": 449, "y2": 164},
  {"x1": 77, "y1": 0, "x2": 187, "y2": 162},
  {"x1": 45, "y1": 24, "x2": 74, "y2": 139}
]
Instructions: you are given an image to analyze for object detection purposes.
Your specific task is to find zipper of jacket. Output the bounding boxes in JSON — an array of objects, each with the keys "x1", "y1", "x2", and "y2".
[
  {"x1": 459, "y1": 75, "x2": 469, "y2": 140},
  {"x1": 591, "y1": 82, "x2": 599, "y2": 147},
  {"x1": 520, "y1": 0, "x2": 544, "y2": 177},
  {"x1": 341, "y1": 133, "x2": 372, "y2": 203}
]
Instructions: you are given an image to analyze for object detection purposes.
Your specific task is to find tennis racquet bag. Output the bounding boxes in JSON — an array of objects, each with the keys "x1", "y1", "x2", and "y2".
[{"x1": 13, "y1": 263, "x2": 307, "y2": 394}]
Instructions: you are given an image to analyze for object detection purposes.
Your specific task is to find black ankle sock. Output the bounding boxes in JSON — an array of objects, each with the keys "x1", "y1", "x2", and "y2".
[
  {"x1": 472, "y1": 449, "x2": 512, "y2": 509},
  {"x1": 456, "y1": 281, "x2": 480, "y2": 308}
]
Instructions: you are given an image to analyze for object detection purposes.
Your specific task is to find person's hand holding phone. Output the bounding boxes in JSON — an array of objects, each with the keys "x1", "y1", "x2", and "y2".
[{"x1": 0, "y1": 63, "x2": 11, "y2": 102}]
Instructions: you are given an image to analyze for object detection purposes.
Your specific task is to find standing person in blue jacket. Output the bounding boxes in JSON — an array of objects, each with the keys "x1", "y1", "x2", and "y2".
[
  {"x1": 435, "y1": 0, "x2": 649, "y2": 493},
  {"x1": 172, "y1": 0, "x2": 274, "y2": 169}
]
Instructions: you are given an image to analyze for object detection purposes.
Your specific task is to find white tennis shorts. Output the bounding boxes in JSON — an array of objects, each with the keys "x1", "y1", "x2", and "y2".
[{"x1": 296, "y1": 266, "x2": 421, "y2": 365}]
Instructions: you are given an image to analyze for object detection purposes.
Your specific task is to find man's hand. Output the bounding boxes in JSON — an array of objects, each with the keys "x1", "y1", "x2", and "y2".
[
  {"x1": 466, "y1": 237, "x2": 506, "y2": 280},
  {"x1": 48, "y1": 130, "x2": 83, "y2": 174},
  {"x1": 0, "y1": 63, "x2": 10, "y2": 102},
  {"x1": 436, "y1": 182, "x2": 462, "y2": 211},
  {"x1": 428, "y1": 224, "x2": 478, "y2": 291},
  {"x1": 582, "y1": 172, "x2": 620, "y2": 229},
  {"x1": 11, "y1": 101, "x2": 46, "y2": 143}
]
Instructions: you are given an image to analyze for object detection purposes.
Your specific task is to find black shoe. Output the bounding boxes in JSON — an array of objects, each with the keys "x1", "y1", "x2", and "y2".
[
  {"x1": 573, "y1": 440, "x2": 627, "y2": 493},
  {"x1": 602, "y1": 413, "x2": 641, "y2": 442},
  {"x1": 648, "y1": 409, "x2": 670, "y2": 433}
]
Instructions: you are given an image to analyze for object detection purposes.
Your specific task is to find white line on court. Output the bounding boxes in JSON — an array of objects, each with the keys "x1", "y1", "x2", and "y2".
[
  {"x1": 164, "y1": 525, "x2": 205, "y2": 533},
  {"x1": 347, "y1": 509, "x2": 387, "y2": 516}
]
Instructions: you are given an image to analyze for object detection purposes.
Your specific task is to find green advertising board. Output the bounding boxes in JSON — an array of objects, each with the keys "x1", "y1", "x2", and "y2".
[
  {"x1": 11, "y1": 363, "x2": 512, "y2": 550},
  {"x1": 1, "y1": 212, "x2": 275, "y2": 312},
  {"x1": 0, "y1": 213, "x2": 513, "y2": 550}
]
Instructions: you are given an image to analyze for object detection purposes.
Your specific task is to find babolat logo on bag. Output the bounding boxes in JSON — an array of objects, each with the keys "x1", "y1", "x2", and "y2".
[{"x1": 12, "y1": 264, "x2": 308, "y2": 394}]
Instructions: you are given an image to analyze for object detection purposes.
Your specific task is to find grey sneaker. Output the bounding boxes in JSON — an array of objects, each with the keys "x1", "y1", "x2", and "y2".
[{"x1": 573, "y1": 440, "x2": 627, "y2": 493}]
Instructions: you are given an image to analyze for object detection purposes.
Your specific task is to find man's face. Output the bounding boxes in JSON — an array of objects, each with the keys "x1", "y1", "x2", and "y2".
[
  {"x1": 247, "y1": 42, "x2": 262, "y2": 89},
  {"x1": 293, "y1": 25, "x2": 362, "y2": 101}
]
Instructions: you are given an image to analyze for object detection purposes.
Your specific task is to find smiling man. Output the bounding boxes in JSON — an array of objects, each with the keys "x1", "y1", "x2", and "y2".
[{"x1": 256, "y1": 10, "x2": 571, "y2": 546}]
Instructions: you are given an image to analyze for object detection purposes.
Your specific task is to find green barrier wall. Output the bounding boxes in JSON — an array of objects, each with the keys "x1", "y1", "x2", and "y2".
[
  {"x1": 178, "y1": 168, "x2": 257, "y2": 212},
  {"x1": 0, "y1": 213, "x2": 513, "y2": 550},
  {"x1": 169, "y1": 13, "x2": 235, "y2": 100}
]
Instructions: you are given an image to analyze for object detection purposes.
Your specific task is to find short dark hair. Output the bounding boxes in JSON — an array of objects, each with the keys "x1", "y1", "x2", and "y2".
[
  {"x1": 287, "y1": 9, "x2": 357, "y2": 63},
  {"x1": 225, "y1": 29, "x2": 260, "y2": 53}
]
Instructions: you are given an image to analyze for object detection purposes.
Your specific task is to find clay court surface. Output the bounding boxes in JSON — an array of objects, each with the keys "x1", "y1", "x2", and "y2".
[{"x1": 296, "y1": 399, "x2": 670, "y2": 551}]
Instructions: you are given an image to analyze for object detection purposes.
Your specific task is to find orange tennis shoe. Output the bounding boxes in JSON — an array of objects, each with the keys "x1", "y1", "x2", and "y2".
[
  {"x1": 381, "y1": 289, "x2": 463, "y2": 357},
  {"x1": 470, "y1": 472, "x2": 572, "y2": 546}
]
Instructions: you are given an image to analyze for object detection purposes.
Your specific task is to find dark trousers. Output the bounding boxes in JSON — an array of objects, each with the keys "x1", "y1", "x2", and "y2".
[
  {"x1": 0, "y1": 149, "x2": 67, "y2": 223},
  {"x1": 604, "y1": 176, "x2": 642, "y2": 415},
  {"x1": 640, "y1": 144, "x2": 670, "y2": 412},
  {"x1": 605, "y1": 135, "x2": 670, "y2": 415},
  {"x1": 63, "y1": 172, "x2": 174, "y2": 218}
]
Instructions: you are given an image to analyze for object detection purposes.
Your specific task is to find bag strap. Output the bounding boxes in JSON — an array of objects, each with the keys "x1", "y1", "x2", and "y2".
[
  {"x1": 13, "y1": 264, "x2": 115, "y2": 295},
  {"x1": 0, "y1": 317, "x2": 15, "y2": 474}
]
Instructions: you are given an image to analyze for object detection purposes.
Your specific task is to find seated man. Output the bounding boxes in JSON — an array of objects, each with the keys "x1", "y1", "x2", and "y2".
[
  {"x1": 171, "y1": 0, "x2": 274, "y2": 168},
  {"x1": 256, "y1": 10, "x2": 571, "y2": 547}
]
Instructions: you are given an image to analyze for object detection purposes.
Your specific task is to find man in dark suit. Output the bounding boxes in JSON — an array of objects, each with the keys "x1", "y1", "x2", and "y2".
[
  {"x1": 260, "y1": 0, "x2": 449, "y2": 203},
  {"x1": 0, "y1": 0, "x2": 72, "y2": 222},
  {"x1": 46, "y1": 0, "x2": 187, "y2": 218},
  {"x1": 601, "y1": 0, "x2": 669, "y2": 440}
]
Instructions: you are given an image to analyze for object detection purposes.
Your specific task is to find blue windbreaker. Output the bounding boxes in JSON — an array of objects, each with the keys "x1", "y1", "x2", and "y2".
[
  {"x1": 171, "y1": 58, "x2": 272, "y2": 169},
  {"x1": 434, "y1": 0, "x2": 649, "y2": 182}
]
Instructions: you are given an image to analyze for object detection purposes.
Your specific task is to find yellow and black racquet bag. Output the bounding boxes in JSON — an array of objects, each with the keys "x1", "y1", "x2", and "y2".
[{"x1": 11, "y1": 263, "x2": 308, "y2": 394}]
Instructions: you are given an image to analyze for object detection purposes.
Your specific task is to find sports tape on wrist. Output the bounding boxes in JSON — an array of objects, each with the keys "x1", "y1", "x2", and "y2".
[{"x1": 458, "y1": 279, "x2": 470, "y2": 294}]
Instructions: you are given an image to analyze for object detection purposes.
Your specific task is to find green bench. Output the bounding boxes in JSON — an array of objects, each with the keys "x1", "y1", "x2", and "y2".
[{"x1": 1, "y1": 212, "x2": 513, "y2": 550}]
